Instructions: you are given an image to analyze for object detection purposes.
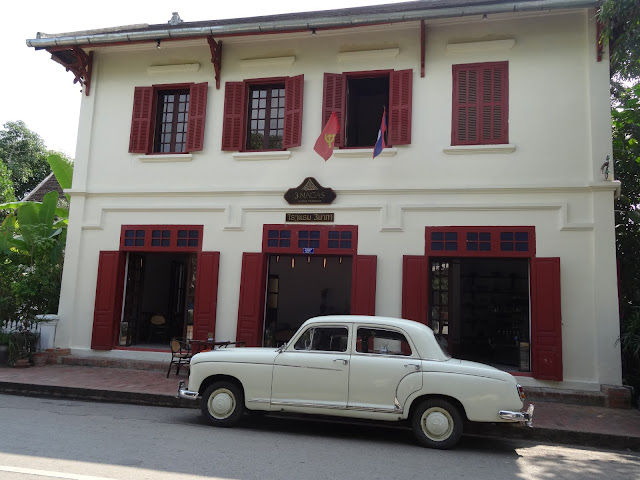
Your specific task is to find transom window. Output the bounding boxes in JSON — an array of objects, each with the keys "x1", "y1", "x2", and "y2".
[
  {"x1": 154, "y1": 89, "x2": 190, "y2": 153},
  {"x1": 247, "y1": 84, "x2": 285, "y2": 150},
  {"x1": 263, "y1": 225, "x2": 357, "y2": 255},
  {"x1": 120, "y1": 225, "x2": 203, "y2": 252},
  {"x1": 426, "y1": 226, "x2": 535, "y2": 257}
]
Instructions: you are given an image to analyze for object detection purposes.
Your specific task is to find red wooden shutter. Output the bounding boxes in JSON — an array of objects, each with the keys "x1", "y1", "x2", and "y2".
[
  {"x1": 221, "y1": 81, "x2": 246, "y2": 151},
  {"x1": 452, "y1": 62, "x2": 508, "y2": 146},
  {"x1": 480, "y1": 63, "x2": 508, "y2": 144},
  {"x1": 91, "y1": 251, "x2": 126, "y2": 350},
  {"x1": 351, "y1": 255, "x2": 377, "y2": 315},
  {"x1": 128, "y1": 87, "x2": 154, "y2": 153},
  {"x1": 283, "y1": 74, "x2": 304, "y2": 148},
  {"x1": 322, "y1": 73, "x2": 346, "y2": 147},
  {"x1": 402, "y1": 256, "x2": 428, "y2": 324},
  {"x1": 236, "y1": 253, "x2": 267, "y2": 346},
  {"x1": 186, "y1": 82, "x2": 208, "y2": 152},
  {"x1": 452, "y1": 66, "x2": 478, "y2": 145},
  {"x1": 192, "y1": 252, "x2": 220, "y2": 341},
  {"x1": 531, "y1": 257, "x2": 563, "y2": 381},
  {"x1": 388, "y1": 69, "x2": 413, "y2": 146}
]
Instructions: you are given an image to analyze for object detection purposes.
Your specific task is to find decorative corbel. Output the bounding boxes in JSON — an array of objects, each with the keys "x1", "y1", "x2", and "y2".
[
  {"x1": 49, "y1": 47, "x2": 93, "y2": 96},
  {"x1": 420, "y1": 20, "x2": 426, "y2": 78},
  {"x1": 207, "y1": 36, "x2": 223, "y2": 89}
]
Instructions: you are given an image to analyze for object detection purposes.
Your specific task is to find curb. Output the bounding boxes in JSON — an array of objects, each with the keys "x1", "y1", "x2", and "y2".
[
  {"x1": 0, "y1": 381, "x2": 197, "y2": 409},
  {"x1": 1, "y1": 381, "x2": 638, "y2": 452}
]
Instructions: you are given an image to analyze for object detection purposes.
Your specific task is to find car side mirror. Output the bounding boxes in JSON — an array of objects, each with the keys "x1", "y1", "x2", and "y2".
[{"x1": 277, "y1": 342, "x2": 287, "y2": 353}]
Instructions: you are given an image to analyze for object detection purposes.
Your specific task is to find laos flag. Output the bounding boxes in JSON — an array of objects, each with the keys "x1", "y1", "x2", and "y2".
[{"x1": 373, "y1": 107, "x2": 387, "y2": 159}]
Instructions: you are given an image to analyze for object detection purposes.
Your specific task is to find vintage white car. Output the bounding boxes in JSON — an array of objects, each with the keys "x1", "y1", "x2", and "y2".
[{"x1": 178, "y1": 315, "x2": 533, "y2": 449}]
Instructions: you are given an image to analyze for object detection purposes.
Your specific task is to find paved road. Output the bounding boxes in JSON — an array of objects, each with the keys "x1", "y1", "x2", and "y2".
[{"x1": 1, "y1": 394, "x2": 639, "y2": 480}]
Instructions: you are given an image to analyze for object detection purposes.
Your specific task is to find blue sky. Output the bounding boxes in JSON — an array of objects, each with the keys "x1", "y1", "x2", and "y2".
[{"x1": 2, "y1": 0, "x2": 404, "y2": 158}]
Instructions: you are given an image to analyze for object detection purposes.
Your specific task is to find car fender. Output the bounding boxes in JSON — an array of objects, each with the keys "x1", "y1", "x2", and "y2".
[{"x1": 402, "y1": 371, "x2": 523, "y2": 422}]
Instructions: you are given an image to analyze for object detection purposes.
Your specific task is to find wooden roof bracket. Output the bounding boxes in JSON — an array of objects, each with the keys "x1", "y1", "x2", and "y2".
[
  {"x1": 208, "y1": 36, "x2": 223, "y2": 89},
  {"x1": 49, "y1": 47, "x2": 93, "y2": 96}
]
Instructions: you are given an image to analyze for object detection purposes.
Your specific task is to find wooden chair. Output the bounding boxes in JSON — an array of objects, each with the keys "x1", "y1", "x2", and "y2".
[{"x1": 167, "y1": 337, "x2": 192, "y2": 377}]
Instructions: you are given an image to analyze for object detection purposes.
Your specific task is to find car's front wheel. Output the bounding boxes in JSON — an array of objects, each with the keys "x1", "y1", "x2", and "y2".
[
  {"x1": 411, "y1": 398, "x2": 463, "y2": 449},
  {"x1": 201, "y1": 381, "x2": 244, "y2": 427}
]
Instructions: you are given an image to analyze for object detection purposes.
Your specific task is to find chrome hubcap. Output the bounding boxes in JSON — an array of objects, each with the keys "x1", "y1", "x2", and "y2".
[
  {"x1": 422, "y1": 407, "x2": 453, "y2": 441},
  {"x1": 208, "y1": 389, "x2": 235, "y2": 419}
]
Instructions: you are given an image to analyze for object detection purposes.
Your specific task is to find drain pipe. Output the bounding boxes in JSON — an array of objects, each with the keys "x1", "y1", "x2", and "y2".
[{"x1": 27, "y1": 0, "x2": 600, "y2": 49}]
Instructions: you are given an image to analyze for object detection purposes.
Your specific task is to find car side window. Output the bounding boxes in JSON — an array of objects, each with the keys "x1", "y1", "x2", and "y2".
[
  {"x1": 293, "y1": 326, "x2": 349, "y2": 352},
  {"x1": 356, "y1": 327, "x2": 412, "y2": 356}
]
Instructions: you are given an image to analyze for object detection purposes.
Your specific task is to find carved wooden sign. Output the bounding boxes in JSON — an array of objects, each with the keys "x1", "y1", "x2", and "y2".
[{"x1": 284, "y1": 177, "x2": 336, "y2": 205}]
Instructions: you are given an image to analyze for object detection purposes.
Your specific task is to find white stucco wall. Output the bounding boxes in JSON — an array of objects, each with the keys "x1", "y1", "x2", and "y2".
[{"x1": 57, "y1": 8, "x2": 621, "y2": 390}]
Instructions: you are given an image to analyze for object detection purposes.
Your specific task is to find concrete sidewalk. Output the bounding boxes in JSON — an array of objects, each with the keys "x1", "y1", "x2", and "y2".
[{"x1": 1, "y1": 363, "x2": 639, "y2": 451}]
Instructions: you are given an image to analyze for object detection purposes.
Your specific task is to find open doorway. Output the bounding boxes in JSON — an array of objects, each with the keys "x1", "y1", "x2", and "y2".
[
  {"x1": 263, "y1": 255, "x2": 352, "y2": 347},
  {"x1": 430, "y1": 257, "x2": 530, "y2": 371},
  {"x1": 119, "y1": 252, "x2": 196, "y2": 348}
]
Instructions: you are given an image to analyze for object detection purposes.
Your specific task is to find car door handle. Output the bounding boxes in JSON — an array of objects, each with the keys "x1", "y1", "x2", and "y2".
[
  {"x1": 404, "y1": 364, "x2": 420, "y2": 371},
  {"x1": 333, "y1": 359, "x2": 349, "y2": 365}
]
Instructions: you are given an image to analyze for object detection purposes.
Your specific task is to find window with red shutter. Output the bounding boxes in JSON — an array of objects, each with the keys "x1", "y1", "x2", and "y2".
[
  {"x1": 221, "y1": 75, "x2": 304, "y2": 152},
  {"x1": 128, "y1": 82, "x2": 208, "y2": 154},
  {"x1": 452, "y1": 62, "x2": 508, "y2": 146},
  {"x1": 321, "y1": 70, "x2": 413, "y2": 148}
]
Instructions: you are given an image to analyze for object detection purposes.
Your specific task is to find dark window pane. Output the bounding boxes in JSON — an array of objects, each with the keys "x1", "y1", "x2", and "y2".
[
  {"x1": 299, "y1": 231, "x2": 309, "y2": 239},
  {"x1": 479, "y1": 242, "x2": 491, "y2": 251},
  {"x1": 445, "y1": 242, "x2": 457, "y2": 251},
  {"x1": 479, "y1": 232, "x2": 491, "y2": 241},
  {"x1": 501, "y1": 242, "x2": 514, "y2": 251},
  {"x1": 268, "y1": 239, "x2": 278, "y2": 247},
  {"x1": 432, "y1": 242, "x2": 443, "y2": 250},
  {"x1": 125, "y1": 230, "x2": 134, "y2": 238},
  {"x1": 281, "y1": 230, "x2": 291, "y2": 238},
  {"x1": 329, "y1": 231, "x2": 339, "y2": 239},
  {"x1": 135, "y1": 239, "x2": 144, "y2": 246},
  {"x1": 515, "y1": 242, "x2": 529, "y2": 251},
  {"x1": 340, "y1": 240, "x2": 352, "y2": 248},
  {"x1": 124, "y1": 239, "x2": 133, "y2": 246},
  {"x1": 342, "y1": 231, "x2": 352, "y2": 239},
  {"x1": 468, "y1": 242, "x2": 478, "y2": 251},
  {"x1": 501, "y1": 232, "x2": 513, "y2": 241},
  {"x1": 268, "y1": 230, "x2": 279, "y2": 238},
  {"x1": 329, "y1": 240, "x2": 339, "y2": 248},
  {"x1": 178, "y1": 230, "x2": 187, "y2": 238},
  {"x1": 310, "y1": 240, "x2": 320, "y2": 248},
  {"x1": 467, "y1": 232, "x2": 478, "y2": 241},
  {"x1": 281, "y1": 239, "x2": 290, "y2": 248},
  {"x1": 151, "y1": 239, "x2": 160, "y2": 246},
  {"x1": 432, "y1": 232, "x2": 443, "y2": 241},
  {"x1": 445, "y1": 232, "x2": 457, "y2": 241},
  {"x1": 310, "y1": 231, "x2": 320, "y2": 239},
  {"x1": 515, "y1": 232, "x2": 529, "y2": 241},
  {"x1": 177, "y1": 239, "x2": 187, "y2": 247}
]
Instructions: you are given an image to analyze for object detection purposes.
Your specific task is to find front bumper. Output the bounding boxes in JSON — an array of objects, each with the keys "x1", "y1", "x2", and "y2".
[
  {"x1": 499, "y1": 403, "x2": 534, "y2": 427},
  {"x1": 177, "y1": 380, "x2": 199, "y2": 400}
]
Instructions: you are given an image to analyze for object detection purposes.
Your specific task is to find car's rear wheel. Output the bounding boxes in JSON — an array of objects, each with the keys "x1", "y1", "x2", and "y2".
[
  {"x1": 201, "y1": 381, "x2": 244, "y2": 427},
  {"x1": 411, "y1": 398, "x2": 463, "y2": 449}
]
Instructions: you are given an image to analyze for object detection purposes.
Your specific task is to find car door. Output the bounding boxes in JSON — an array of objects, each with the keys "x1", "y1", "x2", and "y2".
[
  {"x1": 271, "y1": 325, "x2": 350, "y2": 410},
  {"x1": 348, "y1": 326, "x2": 422, "y2": 412}
]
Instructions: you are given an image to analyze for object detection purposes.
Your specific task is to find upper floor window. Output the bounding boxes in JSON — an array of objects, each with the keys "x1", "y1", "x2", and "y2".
[
  {"x1": 247, "y1": 84, "x2": 286, "y2": 150},
  {"x1": 222, "y1": 75, "x2": 304, "y2": 152},
  {"x1": 128, "y1": 82, "x2": 208, "y2": 154},
  {"x1": 322, "y1": 69, "x2": 412, "y2": 148},
  {"x1": 452, "y1": 62, "x2": 508, "y2": 146},
  {"x1": 155, "y1": 89, "x2": 189, "y2": 153}
]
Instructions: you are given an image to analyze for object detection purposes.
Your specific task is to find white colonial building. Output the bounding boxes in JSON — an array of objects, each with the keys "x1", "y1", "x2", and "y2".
[{"x1": 28, "y1": 0, "x2": 622, "y2": 396}]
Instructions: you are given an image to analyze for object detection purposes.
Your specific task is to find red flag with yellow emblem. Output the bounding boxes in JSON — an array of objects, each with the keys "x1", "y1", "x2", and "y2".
[{"x1": 314, "y1": 112, "x2": 340, "y2": 161}]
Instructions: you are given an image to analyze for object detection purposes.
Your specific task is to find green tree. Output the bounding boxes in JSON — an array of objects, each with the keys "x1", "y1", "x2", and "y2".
[
  {"x1": 599, "y1": 0, "x2": 640, "y2": 403},
  {"x1": 0, "y1": 121, "x2": 52, "y2": 200},
  {"x1": 599, "y1": 0, "x2": 640, "y2": 96},
  {"x1": 0, "y1": 160, "x2": 15, "y2": 204}
]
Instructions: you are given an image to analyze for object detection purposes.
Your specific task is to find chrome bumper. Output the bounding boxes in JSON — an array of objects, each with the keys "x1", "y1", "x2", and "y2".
[
  {"x1": 499, "y1": 403, "x2": 534, "y2": 427},
  {"x1": 177, "y1": 380, "x2": 199, "y2": 400}
]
